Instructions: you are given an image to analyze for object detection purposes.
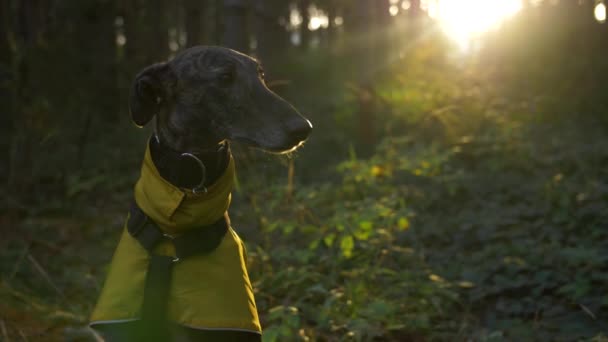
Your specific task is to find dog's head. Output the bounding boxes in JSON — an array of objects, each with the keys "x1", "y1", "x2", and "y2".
[{"x1": 129, "y1": 46, "x2": 312, "y2": 153}]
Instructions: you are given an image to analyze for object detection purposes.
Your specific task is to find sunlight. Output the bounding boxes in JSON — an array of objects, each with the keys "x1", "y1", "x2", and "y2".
[
  {"x1": 390, "y1": 5, "x2": 400, "y2": 16},
  {"x1": 595, "y1": 2, "x2": 606, "y2": 23},
  {"x1": 308, "y1": 5, "x2": 329, "y2": 31},
  {"x1": 431, "y1": 0, "x2": 523, "y2": 50}
]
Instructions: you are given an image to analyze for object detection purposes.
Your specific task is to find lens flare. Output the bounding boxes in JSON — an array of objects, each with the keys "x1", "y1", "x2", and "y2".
[
  {"x1": 429, "y1": 0, "x2": 522, "y2": 50},
  {"x1": 595, "y1": 3, "x2": 606, "y2": 23}
]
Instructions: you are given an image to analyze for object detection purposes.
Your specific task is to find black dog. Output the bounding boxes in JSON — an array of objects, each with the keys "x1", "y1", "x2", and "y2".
[{"x1": 90, "y1": 46, "x2": 312, "y2": 341}]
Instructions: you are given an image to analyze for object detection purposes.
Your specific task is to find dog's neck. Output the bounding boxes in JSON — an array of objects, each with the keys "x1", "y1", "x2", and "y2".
[{"x1": 149, "y1": 135, "x2": 230, "y2": 193}]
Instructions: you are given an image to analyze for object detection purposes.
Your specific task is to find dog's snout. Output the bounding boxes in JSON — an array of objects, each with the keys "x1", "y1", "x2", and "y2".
[{"x1": 288, "y1": 118, "x2": 313, "y2": 144}]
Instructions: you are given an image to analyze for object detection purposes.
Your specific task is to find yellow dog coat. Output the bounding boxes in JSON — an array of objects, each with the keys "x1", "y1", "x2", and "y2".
[{"x1": 90, "y1": 144, "x2": 261, "y2": 333}]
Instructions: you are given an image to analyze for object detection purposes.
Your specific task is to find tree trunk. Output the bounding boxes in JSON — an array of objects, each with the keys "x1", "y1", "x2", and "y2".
[
  {"x1": 0, "y1": 0, "x2": 13, "y2": 179},
  {"x1": 123, "y1": 0, "x2": 168, "y2": 67},
  {"x1": 409, "y1": 0, "x2": 422, "y2": 18},
  {"x1": 325, "y1": 1, "x2": 336, "y2": 48},
  {"x1": 352, "y1": 0, "x2": 376, "y2": 77},
  {"x1": 185, "y1": 0, "x2": 205, "y2": 47},
  {"x1": 374, "y1": 0, "x2": 391, "y2": 65},
  {"x1": 0, "y1": 0, "x2": 9, "y2": 64},
  {"x1": 223, "y1": 0, "x2": 249, "y2": 53},
  {"x1": 353, "y1": 0, "x2": 377, "y2": 153},
  {"x1": 124, "y1": 0, "x2": 144, "y2": 70},
  {"x1": 214, "y1": 0, "x2": 223, "y2": 45},
  {"x1": 75, "y1": 0, "x2": 118, "y2": 146},
  {"x1": 8, "y1": 0, "x2": 40, "y2": 191},
  {"x1": 86, "y1": 0, "x2": 118, "y2": 109},
  {"x1": 298, "y1": 0, "x2": 310, "y2": 49},
  {"x1": 147, "y1": 0, "x2": 169, "y2": 62},
  {"x1": 254, "y1": 0, "x2": 288, "y2": 69},
  {"x1": 375, "y1": 0, "x2": 391, "y2": 26}
]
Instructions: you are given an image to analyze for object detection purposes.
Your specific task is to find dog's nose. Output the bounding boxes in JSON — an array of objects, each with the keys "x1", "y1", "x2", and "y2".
[{"x1": 289, "y1": 118, "x2": 313, "y2": 143}]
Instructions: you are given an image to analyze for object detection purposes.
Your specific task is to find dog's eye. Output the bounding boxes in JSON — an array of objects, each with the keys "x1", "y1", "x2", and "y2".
[
  {"x1": 258, "y1": 67, "x2": 265, "y2": 80},
  {"x1": 218, "y1": 71, "x2": 234, "y2": 85}
]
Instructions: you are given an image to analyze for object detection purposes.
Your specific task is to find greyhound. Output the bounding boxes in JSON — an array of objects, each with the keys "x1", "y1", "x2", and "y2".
[{"x1": 90, "y1": 46, "x2": 312, "y2": 341}]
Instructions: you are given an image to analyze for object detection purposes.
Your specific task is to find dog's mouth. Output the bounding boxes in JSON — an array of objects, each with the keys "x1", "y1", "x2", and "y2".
[
  {"x1": 231, "y1": 135, "x2": 309, "y2": 154},
  {"x1": 243, "y1": 116, "x2": 312, "y2": 153}
]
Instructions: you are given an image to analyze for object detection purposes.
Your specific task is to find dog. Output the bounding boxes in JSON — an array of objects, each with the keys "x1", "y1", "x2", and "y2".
[{"x1": 90, "y1": 46, "x2": 312, "y2": 341}]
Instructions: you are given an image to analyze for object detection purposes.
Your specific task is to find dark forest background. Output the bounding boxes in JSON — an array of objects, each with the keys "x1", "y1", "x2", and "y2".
[{"x1": 2, "y1": 0, "x2": 608, "y2": 341}]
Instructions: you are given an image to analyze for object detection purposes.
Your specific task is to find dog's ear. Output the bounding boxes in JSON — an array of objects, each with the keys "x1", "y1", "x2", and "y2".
[{"x1": 129, "y1": 62, "x2": 175, "y2": 127}]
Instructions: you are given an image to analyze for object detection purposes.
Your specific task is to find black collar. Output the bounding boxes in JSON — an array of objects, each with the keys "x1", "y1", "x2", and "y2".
[{"x1": 149, "y1": 135, "x2": 230, "y2": 193}]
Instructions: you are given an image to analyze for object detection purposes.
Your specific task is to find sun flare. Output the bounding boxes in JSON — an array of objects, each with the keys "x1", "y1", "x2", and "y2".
[
  {"x1": 595, "y1": 2, "x2": 606, "y2": 23},
  {"x1": 430, "y1": 0, "x2": 523, "y2": 50}
]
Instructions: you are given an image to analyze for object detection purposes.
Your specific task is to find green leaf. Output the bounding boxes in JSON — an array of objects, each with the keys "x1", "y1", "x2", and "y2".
[
  {"x1": 323, "y1": 234, "x2": 335, "y2": 247},
  {"x1": 359, "y1": 220, "x2": 373, "y2": 231},
  {"x1": 283, "y1": 224, "x2": 295, "y2": 235},
  {"x1": 398, "y1": 217, "x2": 410, "y2": 231},
  {"x1": 354, "y1": 221, "x2": 373, "y2": 240},
  {"x1": 66, "y1": 174, "x2": 107, "y2": 198},
  {"x1": 308, "y1": 239, "x2": 320, "y2": 250},
  {"x1": 340, "y1": 235, "x2": 355, "y2": 258},
  {"x1": 261, "y1": 326, "x2": 280, "y2": 342},
  {"x1": 457, "y1": 281, "x2": 475, "y2": 288},
  {"x1": 363, "y1": 299, "x2": 395, "y2": 317}
]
